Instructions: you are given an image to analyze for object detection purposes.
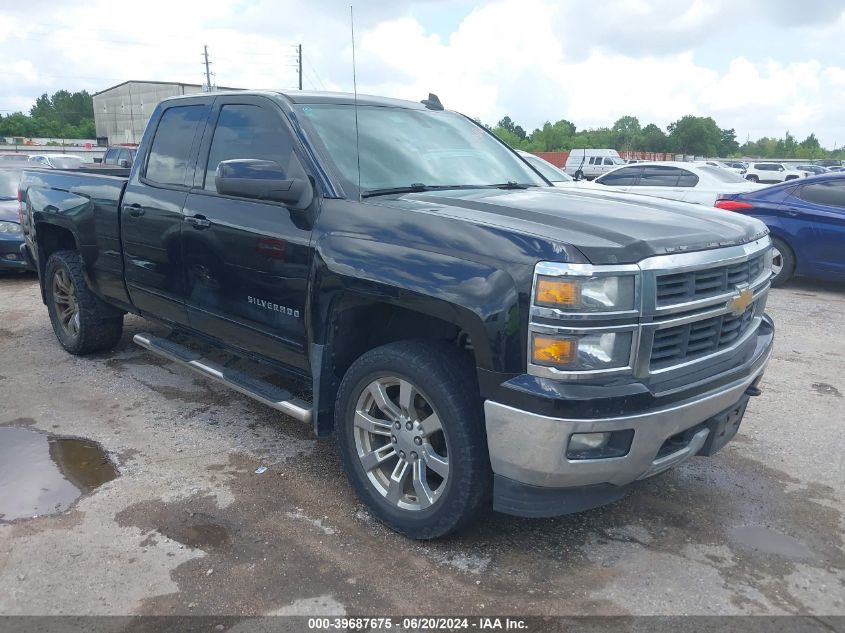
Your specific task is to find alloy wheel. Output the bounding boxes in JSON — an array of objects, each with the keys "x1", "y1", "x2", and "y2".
[
  {"x1": 353, "y1": 376, "x2": 449, "y2": 511},
  {"x1": 771, "y1": 246, "x2": 784, "y2": 277},
  {"x1": 52, "y1": 268, "x2": 80, "y2": 338}
]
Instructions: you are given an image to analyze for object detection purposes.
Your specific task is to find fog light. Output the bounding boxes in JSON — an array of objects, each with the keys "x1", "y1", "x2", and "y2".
[
  {"x1": 567, "y1": 429, "x2": 635, "y2": 460},
  {"x1": 569, "y1": 432, "x2": 611, "y2": 452}
]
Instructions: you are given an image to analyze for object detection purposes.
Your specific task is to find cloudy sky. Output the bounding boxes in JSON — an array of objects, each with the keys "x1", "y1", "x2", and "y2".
[{"x1": 2, "y1": 0, "x2": 844, "y2": 147}]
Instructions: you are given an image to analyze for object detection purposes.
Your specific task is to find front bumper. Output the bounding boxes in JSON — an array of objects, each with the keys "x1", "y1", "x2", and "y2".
[
  {"x1": 484, "y1": 315, "x2": 773, "y2": 517},
  {"x1": 0, "y1": 237, "x2": 31, "y2": 271}
]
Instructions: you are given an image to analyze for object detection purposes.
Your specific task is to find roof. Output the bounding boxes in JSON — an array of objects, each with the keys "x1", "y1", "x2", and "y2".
[
  {"x1": 93, "y1": 80, "x2": 242, "y2": 97},
  {"x1": 152, "y1": 89, "x2": 433, "y2": 110}
]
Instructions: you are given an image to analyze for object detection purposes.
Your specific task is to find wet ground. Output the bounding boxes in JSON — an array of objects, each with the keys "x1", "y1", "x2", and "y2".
[
  {"x1": 0, "y1": 426, "x2": 117, "y2": 521},
  {"x1": 0, "y1": 272, "x2": 843, "y2": 616}
]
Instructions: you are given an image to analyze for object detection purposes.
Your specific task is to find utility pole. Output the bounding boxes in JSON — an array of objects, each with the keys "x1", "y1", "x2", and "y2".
[
  {"x1": 202, "y1": 45, "x2": 213, "y2": 91},
  {"x1": 297, "y1": 44, "x2": 302, "y2": 90}
]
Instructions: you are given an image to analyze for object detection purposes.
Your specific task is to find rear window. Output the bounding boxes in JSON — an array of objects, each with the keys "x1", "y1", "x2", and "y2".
[
  {"x1": 698, "y1": 166, "x2": 748, "y2": 183},
  {"x1": 145, "y1": 105, "x2": 206, "y2": 186},
  {"x1": 795, "y1": 181, "x2": 845, "y2": 208},
  {"x1": 522, "y1": 154, "x2": 572, "y2": 182}
]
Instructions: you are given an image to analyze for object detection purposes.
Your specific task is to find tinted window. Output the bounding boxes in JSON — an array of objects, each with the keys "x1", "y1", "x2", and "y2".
[
  {"x1": 103, "y1": 149, "x2": 118, "y2": 164},
  {"x1": 146, "y1": 105, "x2": 206, "y2": 186},
  {"x1": 118, "y1": 149, "x2": 131, "y2": 164},
  {"x1": 204, "y1": 104, "x2": 305, "y2": 191},
  {"x1": 796, "y1": 181, "x2": 845, "y2": 208},
  {"x1": 636, "y1": 166, "x2": 684, "y2": 187},
  {"x1": 596, "y1": 166, "x2": 642, "y2": 186},
  {"x1": 603, "y1": 157, "x2": 614, "y2": 165}
]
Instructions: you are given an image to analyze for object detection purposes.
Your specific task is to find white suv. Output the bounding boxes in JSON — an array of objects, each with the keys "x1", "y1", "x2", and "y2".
[{"x1": 744, "y1": 162, "x2": 805, "y2": 184}]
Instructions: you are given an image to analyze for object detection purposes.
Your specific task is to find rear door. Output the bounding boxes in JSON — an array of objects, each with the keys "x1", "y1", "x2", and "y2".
[
  {"x1": 120, "y1": 98, "x2": 210, "y2": 325},
  {"x1": 181, "y1": 94, "x2": 314, "y2": 370},
  {"x1": 783, "y1": 180, "x2": 845, "y2": 276},
  {"x1": 627, "y1": 165, "x2": 695, "y2": 202}
]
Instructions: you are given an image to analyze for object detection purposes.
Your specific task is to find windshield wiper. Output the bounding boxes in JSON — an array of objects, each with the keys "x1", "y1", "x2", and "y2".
[{"x1": 489, "y1": 181, "x2": 532, "y2": 189}]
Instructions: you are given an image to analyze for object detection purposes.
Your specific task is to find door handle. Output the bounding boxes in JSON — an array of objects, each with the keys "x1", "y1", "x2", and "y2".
[
  {"x1": 184, "y1": 214, "x2": 211, "y2": 229},
  {"x1": 123, "y1": 203, "x2": 145, "y2": 217}
]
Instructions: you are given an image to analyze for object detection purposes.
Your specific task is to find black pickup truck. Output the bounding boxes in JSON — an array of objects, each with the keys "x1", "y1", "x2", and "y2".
[{"x1": 20, "y1": 91, "x2": 774, "y2": 538}]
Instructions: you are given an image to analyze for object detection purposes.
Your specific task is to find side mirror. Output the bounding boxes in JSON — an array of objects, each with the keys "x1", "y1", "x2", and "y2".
[{"x1": 215, "y1": 159, "x2": 312, "y2": 209}]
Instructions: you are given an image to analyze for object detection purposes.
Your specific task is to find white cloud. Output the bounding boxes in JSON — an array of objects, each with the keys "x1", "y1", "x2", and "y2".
[{"x1": 1, "y1": 0, "x2": 844, "y2": 148}]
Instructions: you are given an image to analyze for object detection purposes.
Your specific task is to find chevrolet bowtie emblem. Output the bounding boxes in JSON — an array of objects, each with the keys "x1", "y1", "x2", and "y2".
[{"x1": 727, "y1": 288, "x2": 754, "y2": 315}]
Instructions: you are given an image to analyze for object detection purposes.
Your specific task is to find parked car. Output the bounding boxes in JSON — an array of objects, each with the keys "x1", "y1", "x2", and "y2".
[
  {"x1": 0, "y1": 167, "x2": 32, "y2": 272},
  {"x1": 724, "y1": 161, "x2": 748, "y2": 171},
  {"x1": 21, "y1": 90, "x2": 774, "y2": 538},
  {"x1": 715, "y1": 173, "x2": 845, "y2": 286},
  {"x1": 101, "y1": 146, "x2": 137, "y2": 168},
  {"x1": 813, "y1": 159, "x2": 842, "y2": 169},
  {"x1": 0, "y1": 153, "x2": 30, "y2": 163},
  {"x1": 796, "y1": 164, "x2": 830, "y2": 176},
  {"x1": 564, "y1": 148, "x2": 626, "y2": 180},
  {"x1": 27, "y1": 154, "x2": 89, "y2": 169},
  {"x1": 826, "y1": 166, "x2": 845, "y2": 173},
  {"x1": 744, "y1": 162, "x2": 805, "y2": 184},
  {"x1": 516, "y1": 150, "x2": 574, "y2": 186},
  {"x1": 695, "y1": 160, "x2": 746, "y2": 176},
  {"x1": 591, "y1": 161, "x2": 763, "y2": 205}
]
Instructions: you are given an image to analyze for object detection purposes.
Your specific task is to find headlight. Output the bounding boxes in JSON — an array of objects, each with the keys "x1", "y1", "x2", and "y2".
[
  {"x1": 0, "y1": 221, "x2": 22, "y2": 235},
  {"x1": 531, "y1": 330, "x2": 633, "y2": 372},
  {"x1": 763, "y1": 246, "x2": 774, "y2": 277},
  {"x1": 534, "y1": 270, "x2": 636, "y2": 313}
]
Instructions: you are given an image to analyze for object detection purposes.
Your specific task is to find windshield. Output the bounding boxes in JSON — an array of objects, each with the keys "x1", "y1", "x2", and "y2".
[
  {"x1": 296, "y1": 104, "x2": 545, "y2": 193},
  {"x1": 609, "y1": 157, "x2": 626, "y2": 165},
  {"x1": 698, "y1": 165, "x2": 749, "y2": 183},
  {"x1": 0, "y1": 169, "x2": 22, "y2": 199},
  {"x1": 522, "y1": 154, "x2": 572, "y2": 182},
  {"x1": 51, "y1": 156, "x2": 85, "y2": 169}
]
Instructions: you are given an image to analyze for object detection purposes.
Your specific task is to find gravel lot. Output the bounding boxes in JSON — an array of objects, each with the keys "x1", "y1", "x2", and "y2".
[{"x1": 0, "y1": 272, "x2": 842, "y2": 617}]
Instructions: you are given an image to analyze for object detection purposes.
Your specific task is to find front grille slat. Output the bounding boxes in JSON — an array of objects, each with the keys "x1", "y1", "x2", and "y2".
[
  {"x1": 655, "y1": 253, "x2": 766, "y2": 307},
  {"x1": 650, "y1": 304, "x2": 757, "y2": 370}
]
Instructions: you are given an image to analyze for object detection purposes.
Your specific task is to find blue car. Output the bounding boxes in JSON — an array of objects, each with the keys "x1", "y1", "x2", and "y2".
[
  {"x1": 0, "y1": 167, "x2": 32, "y2": 272},
  {"x1": 715, "y1": 173, "x2": 845, "y2": 286}
]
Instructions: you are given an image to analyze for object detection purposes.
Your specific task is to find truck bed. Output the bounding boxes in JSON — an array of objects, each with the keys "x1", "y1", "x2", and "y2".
[{"x1": 21, "y1": 168, "x2": 131, "y2": 308}]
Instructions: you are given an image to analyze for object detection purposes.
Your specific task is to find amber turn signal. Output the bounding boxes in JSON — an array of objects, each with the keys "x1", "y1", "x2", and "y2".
[
  {"x1": 535, "y1": 277, "x2": 580, "y2": 307},
  {"x1": 532, "y1": 334, "x2": 577, "y2": 366}
]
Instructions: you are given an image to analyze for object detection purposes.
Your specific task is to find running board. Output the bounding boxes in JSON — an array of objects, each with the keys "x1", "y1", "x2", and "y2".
[{"x1": 133, "y1": 333, "x2": 312, "y2": 424}]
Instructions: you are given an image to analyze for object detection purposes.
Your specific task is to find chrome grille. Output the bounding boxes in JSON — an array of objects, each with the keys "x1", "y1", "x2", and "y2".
[
  {"x1": 655, "y1": 253, "x2": 766, "y2": 306},
  {"x1": 650, "y1": 301, "x2": 757, "y2": 369}
]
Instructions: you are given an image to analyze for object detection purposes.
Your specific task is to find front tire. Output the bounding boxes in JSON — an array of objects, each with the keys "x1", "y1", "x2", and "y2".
[
  {"x1": 45, "y1": 250, "x2": 124, "y2": 355},
  {"x1": 770, "y1": 237, "x2": 795, "y2": 287},
  {"x1": 746, "y1": 175, "x2": 759, "y2": 183},
  {"x1": 335, "y1": 341, "x2": 491, "y2": 539}
]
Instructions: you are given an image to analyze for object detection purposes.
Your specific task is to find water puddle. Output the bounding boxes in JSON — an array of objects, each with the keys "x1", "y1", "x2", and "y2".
[
  {"x1": 0, "y1": 426, "x2": 118, "y2": 522},
  {"x1": 730, "y1": 525, "x2": 818, "y2": 561}
]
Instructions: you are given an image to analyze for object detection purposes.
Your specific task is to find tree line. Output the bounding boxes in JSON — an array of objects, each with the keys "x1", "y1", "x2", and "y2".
[
  {"x1": 491, "y1": 114, "x2": 843, "y2": 160},
  {"x1": 0, "y1": 90, "x2": 96, "y2": 140}
]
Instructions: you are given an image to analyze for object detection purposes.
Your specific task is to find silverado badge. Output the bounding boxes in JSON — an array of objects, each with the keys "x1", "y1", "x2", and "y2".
[{"x1": 727, "y1": 287, "x2": 753, "y2": 316}]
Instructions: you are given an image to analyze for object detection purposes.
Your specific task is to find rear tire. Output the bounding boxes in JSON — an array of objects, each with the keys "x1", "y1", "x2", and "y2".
[
  {"x1": 335, "y1": 340, "x2": 491, "y2": 539},
  {"x1": 770, "y1": 237, "x2": 795, "y2": 287},
  {"x1": 45, "y1": 250, "x2": 124, "y2": 355}
]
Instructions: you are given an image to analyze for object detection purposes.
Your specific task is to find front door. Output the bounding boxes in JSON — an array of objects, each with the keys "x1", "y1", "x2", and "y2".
[
  {"x1": 182, "y1": 96, "x2": 313, "y2": 370},
  {"x1": 785, "y1": 180, "x2": 845, "y2": 276},
  {"x1": 121, "y1": 100, "x2": 209, "y2": 325}
]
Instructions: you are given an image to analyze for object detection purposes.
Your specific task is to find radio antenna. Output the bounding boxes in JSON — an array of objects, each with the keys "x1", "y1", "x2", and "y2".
[{"x1": 350, "y1": 5, "x2": 362, "y2": 200}]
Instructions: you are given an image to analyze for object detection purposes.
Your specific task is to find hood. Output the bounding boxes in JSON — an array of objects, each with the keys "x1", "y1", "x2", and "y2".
[
  {"x1": 0, "y1": 199, "x2": 19, "y2": 223},
  {"x1": 385, "y1": 187, "x2": 768, "y2": 265}
]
